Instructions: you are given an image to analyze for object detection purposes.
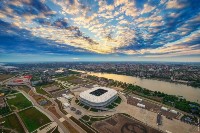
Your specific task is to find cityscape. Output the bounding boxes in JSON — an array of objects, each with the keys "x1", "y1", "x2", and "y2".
[
  {"x1": 0, "y1": 62, "x2": 200, "y2": 133},
  {"x1": 0, "y1": 0, "x2": 200, "y2": 133}
]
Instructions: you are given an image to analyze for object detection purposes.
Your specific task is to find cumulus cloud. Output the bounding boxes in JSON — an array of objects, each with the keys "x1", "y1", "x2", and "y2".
[
  {"x1": 165, "y1": 0, "x2": 187, "y2": 9},
  {"x1": 0, "y1": 0, "x2": 199, "y2": 58}
]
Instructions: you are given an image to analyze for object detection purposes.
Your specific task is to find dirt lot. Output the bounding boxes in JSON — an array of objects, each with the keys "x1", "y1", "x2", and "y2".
[
  {"x1": 127, "y1": 96, "x2": 160, "y2": 112},
  {"x1": 29, "y1": 91, "x2": 52, "y2": 108},
  {"x1": 62, "y1": 120, "x2": 79, "y2": 133},
  {"x1": 92, "y1": 114, "x2": 162, "y2": 133},
  {"x1": 51, "y1": 89, "x2": 69, "y2": 98},
  {"x1": 0, "y1": 74, "x2": 14, "y2": 81},
  {"x1": 43, "y1": 85, "x2": 60, "y2": 94},
  {"x1": 48, "y1": 106, "x2": 61, "y2": 119},
  {"x1": 127, "y1": 96, "x2": 179, "y2": 119}
]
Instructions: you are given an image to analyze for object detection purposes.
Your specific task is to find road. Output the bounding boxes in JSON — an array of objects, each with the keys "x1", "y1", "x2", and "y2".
[
  {"x1": 31, "y1": 86, "x2": 86, "y2": 133},
  {"x1": 19, "y1": 90, "x2": 70, "y2": 133},
  {"x1": 1, "y1": 76, "x2": 77, "y2": 133},
  {"x1": 15, "y1": 112, "x2": 29, "y2": 133}
]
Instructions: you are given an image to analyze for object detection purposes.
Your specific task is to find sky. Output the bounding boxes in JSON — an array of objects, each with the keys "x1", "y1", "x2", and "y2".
[{"x1": 0, "y1": 0, "x2": 200, "y2": 62}]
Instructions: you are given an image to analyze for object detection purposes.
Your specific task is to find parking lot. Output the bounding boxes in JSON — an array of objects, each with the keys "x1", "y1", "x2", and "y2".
[{"x1": 127, "y1": 95, "x2": 180, "y2": 119}]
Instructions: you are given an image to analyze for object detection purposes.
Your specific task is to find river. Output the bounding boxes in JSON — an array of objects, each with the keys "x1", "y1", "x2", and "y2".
[{"x1": 74, "y1": 70, "x2": 200, "y2": 103}]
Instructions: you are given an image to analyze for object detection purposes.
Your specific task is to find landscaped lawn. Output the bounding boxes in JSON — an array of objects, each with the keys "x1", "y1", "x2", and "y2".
[
  {"x1": 82, "y1": 115, "x2": 90, "y2": 121},
  {"x1": 19, "y1": 107, "x2": 51, "y2": 132},
  {"x1": 105, "y1": 96, "x2": 121, "y2": 109},
  {"x1": 83, "y1": 105, "x2": 90, "y2": 110},
  {"x1": 0, "y1": 114, "x2": 25, "y2": 133},
  {"x1": 89, "y1": 116, "x2": 108, "y2": 122},
  {"x1": 90, "y1": 108, "x2": 98, "y2": 112},
  {"x1": 114, "y1": 96, "x2": 122, "y2": 104},
  {"x1": 34, "y1": 82, "x2": 63, "y2": 98},
  {"x1": 35, "y1": 86, "x2": 48, "y2": 95},
  {"x1": 0, "y1": 106, "x2": 11, "y2": 116},
  {"x1": 106, "y1": 104, "x2": 116, "y2": 109},
  {"x1": 7, "y1": 93, "x2": 32, "y2": 110}
]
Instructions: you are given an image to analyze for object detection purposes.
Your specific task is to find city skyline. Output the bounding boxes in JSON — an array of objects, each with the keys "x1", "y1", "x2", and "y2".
[{"x1": 0, "y1": 0, "x2": 200, "y2": 62}]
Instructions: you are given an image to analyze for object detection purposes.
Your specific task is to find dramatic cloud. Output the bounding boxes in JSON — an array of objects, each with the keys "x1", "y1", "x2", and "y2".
[{"x1": 0, "y1": 0, "x2": 200, "y2": 59}]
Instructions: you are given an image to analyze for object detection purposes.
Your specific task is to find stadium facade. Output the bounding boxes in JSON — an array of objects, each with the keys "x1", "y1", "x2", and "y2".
[{"x1": 79, "y1": 87, "x2": 118, "y2": 108}]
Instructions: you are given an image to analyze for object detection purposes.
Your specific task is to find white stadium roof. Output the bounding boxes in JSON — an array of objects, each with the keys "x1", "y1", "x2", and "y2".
[{"x1": 79, "y1": 87, "x2": 117, "y2": 104}]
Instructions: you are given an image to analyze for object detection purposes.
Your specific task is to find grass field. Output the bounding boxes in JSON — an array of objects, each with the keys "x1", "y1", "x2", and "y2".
[
  {"x1": 0, "y1": 114, "x2": 25, "y2": 133},
  {"x1": 7, "y1": 93, "x2": 32, "y2": 111},
  {"x1": 19, "y1": 107, "x2": 51, "y2": 132},
  {"x1": 35, "y1": 86, "x2": 48, "y2": 95}
]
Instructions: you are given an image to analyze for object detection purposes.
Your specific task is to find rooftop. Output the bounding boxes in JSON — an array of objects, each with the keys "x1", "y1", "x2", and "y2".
[
  {"x1": 90, "y1": 88, "x2": 108, "y2": 96},
  {"x1": 79, "y1": 87, "x2": 117, "y2": 103}
]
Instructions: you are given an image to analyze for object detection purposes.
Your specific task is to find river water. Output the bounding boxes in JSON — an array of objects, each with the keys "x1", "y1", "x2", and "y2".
[{"x1": 74, "y1": 70, "x2": 200, "y2": 103}]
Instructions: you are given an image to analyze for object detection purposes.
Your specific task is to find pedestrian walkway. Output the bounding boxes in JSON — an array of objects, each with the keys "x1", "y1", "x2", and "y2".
[
  {"x1": 59, "y1": 117, "x2": 65, "y2": 122},
  {"x1": 37, "y1": 122, "x2": 57, "y2": 133},
  {"x1": 15, "y1": 112, "x2": 29, "y2": 133},
  {"x1": 66, "y1": 114, "x2": 72, "y2": 118}
]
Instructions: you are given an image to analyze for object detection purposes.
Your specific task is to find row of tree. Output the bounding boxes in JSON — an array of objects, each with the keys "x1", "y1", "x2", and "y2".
[{"x1": 86, "y1": 75, "x2": 200, "y2": 117}]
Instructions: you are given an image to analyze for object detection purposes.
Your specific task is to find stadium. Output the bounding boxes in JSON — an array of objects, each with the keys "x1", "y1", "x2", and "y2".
[{"x1": 79, "y1": 87, "x2": 118, "y2": 108}]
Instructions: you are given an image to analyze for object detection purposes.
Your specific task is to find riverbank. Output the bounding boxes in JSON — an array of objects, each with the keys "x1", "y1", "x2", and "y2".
[
  {"x1": 72, "y1": 69, "x2": 200, "y2": 103},
  {"x1": 86, "y1": 70, "x2": 199, "y2": 88},
  {"x1": 80, "y1": 72, "x2": 200, "y2": 120}
]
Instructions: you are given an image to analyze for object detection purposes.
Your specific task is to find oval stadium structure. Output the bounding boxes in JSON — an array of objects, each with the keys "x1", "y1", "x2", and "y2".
[{"x1": 79, "y1": 87, "x2": 118, "y2": 108}]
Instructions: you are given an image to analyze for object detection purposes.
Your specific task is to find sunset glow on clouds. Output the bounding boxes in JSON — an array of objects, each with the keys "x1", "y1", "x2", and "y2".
[{"x1": 0, "y1": 0, "x2": 200, "y2": 62}]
